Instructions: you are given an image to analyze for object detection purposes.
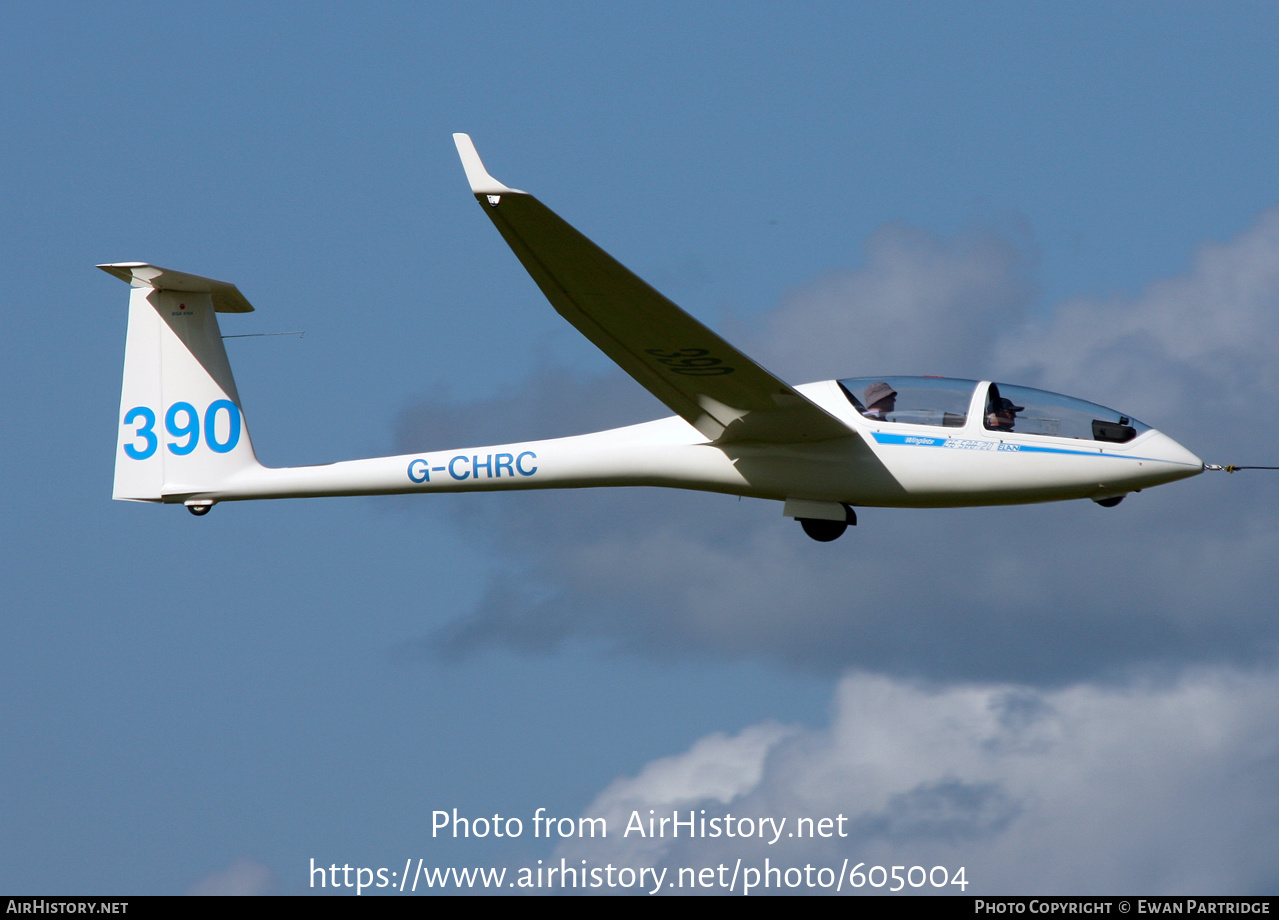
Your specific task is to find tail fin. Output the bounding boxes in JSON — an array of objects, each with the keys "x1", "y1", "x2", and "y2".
[{"x1": 103, "y1": 263, "x2": 262, "y2": 505}]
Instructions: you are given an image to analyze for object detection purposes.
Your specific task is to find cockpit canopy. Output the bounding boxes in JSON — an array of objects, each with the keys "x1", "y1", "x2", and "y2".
[{"x1": 837, "y1": 376, "x2": 1151, "y2": 444}]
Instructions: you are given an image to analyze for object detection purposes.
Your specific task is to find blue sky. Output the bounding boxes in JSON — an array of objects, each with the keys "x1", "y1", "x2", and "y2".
[{"x1": 5, "y1": 2, "x2": 1279, "y2": 894}]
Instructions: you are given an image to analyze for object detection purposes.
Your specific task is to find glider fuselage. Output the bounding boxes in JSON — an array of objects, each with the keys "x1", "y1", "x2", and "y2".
[
  {"x1": 174, "y1": 376, "x2": 1200, "y2": 510},
  {"x1": 103, "y1": 135, "x2": 1203, "y2": 538}
]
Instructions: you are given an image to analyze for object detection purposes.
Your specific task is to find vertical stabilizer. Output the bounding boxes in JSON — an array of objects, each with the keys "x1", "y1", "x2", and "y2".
[{"x1": 104, "y1": 263, "x2": 261, "y2": 504}]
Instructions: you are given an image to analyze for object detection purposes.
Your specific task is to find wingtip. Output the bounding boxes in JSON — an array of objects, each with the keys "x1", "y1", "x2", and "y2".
[
  {"x1": 97, "y1": 262, "x2": 149, "y2": 284},
  {"x1": 452, "y1": 133, "x2": 525, "y2": 196}
]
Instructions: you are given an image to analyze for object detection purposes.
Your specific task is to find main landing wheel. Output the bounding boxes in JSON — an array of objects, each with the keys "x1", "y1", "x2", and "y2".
[
  {"x1": 800, "y1": 518, "x2": 847, "y2": 542},
  {"x1": 798, "y1": 505, "x2": 857, "y2": 542}
]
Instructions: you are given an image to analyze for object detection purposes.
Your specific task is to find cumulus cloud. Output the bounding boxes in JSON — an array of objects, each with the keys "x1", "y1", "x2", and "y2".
[
  {"x1": 993, "y1": 206, "x2": 1279, "y2": 452},
  {"x1": 557, "y1": 669, "x2": 1279, "y2": 894},
  {"x1": 186, "y1": 858, "x2": 278, "y2": 896},
  {"x1": 398, "y1": 209, "x2": 1279, "y2": 682},
  {"x1": 755, "y1": 221, "x2": 1034, "y2": 381}
]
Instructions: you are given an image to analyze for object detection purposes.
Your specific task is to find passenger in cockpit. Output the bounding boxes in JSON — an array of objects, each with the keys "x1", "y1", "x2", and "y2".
[
  {"x1": 862, "y1": 381, "x2": 897, "y2": 420},
  {"x1": 987, "y1": 396, "x2": 1024, "y2": 432}
]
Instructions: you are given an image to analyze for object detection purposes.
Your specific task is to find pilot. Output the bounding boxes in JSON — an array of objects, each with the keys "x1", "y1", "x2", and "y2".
[
  {"x1": 987, "y1": 396, "x2": 1024, "y2": 432},
  {"x1": 862, "y1": 381, "x2": 897, "y2": 420}
]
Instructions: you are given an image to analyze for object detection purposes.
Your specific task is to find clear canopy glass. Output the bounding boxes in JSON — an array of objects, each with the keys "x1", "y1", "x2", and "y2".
[
  {"x1": 838, "y1": 376, "x2": 976, "y2": 428},
  {"x1": 981, "y1": 382, "x2": 1149, "y2": 442},
  {"x1": 837, "y1": 376, "x2": 1150, "y2": 443}
]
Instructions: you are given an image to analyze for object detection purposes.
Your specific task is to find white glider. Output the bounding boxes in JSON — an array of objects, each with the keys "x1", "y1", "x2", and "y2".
[{"x1": 103, "y1": 135, "x2": 1203, "y2": 540}]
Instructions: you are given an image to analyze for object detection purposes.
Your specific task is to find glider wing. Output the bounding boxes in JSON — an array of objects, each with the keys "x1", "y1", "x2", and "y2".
[{"x1": 453, "y1": 134, "x2": 853, "y2": 445}]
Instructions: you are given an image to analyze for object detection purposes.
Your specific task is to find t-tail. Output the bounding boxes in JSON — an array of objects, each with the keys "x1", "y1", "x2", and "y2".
[{"x1": 104, "y1": 263, "x2": 263, "y2": 513}]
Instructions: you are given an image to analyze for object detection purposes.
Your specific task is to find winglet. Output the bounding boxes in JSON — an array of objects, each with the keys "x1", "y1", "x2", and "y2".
[{"x1": 452, "y1": 133, "x2": 525, "y2": 196}]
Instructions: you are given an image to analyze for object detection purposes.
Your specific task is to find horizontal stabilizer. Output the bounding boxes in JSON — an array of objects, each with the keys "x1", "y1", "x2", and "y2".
[{"x1": 98, "y1": 263, "x2": 255, "y2": 313}]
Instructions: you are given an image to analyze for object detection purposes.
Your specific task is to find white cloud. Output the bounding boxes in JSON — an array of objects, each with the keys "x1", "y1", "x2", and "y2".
[
  {"x1": 390, "y1": 207, "x2": 1279, "y2": 896},
  {"x1": 565, "y1": 723, "x2": 798, "y2": 867},
  {"x1": 993, "y1": 205, "x2": 1279, "y2": 448},
  {"x1": 401, "y1": 208, "x2": 1279, "y2": 682},
  {"x1": 558, "y1": 669, "x2": 1279, "y2": 894},
  {"x1": 756, "y1": 221, "x2": 1033, "y2": 381},
  {"x1": 186, "y1": 858, "x2": 278, "y2": 896}
]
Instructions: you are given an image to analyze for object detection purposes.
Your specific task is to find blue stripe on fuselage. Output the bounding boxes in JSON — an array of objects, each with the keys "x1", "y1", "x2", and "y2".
[{"x1": 870, "y1": 431, "x2": 1178, "y2": 463}]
